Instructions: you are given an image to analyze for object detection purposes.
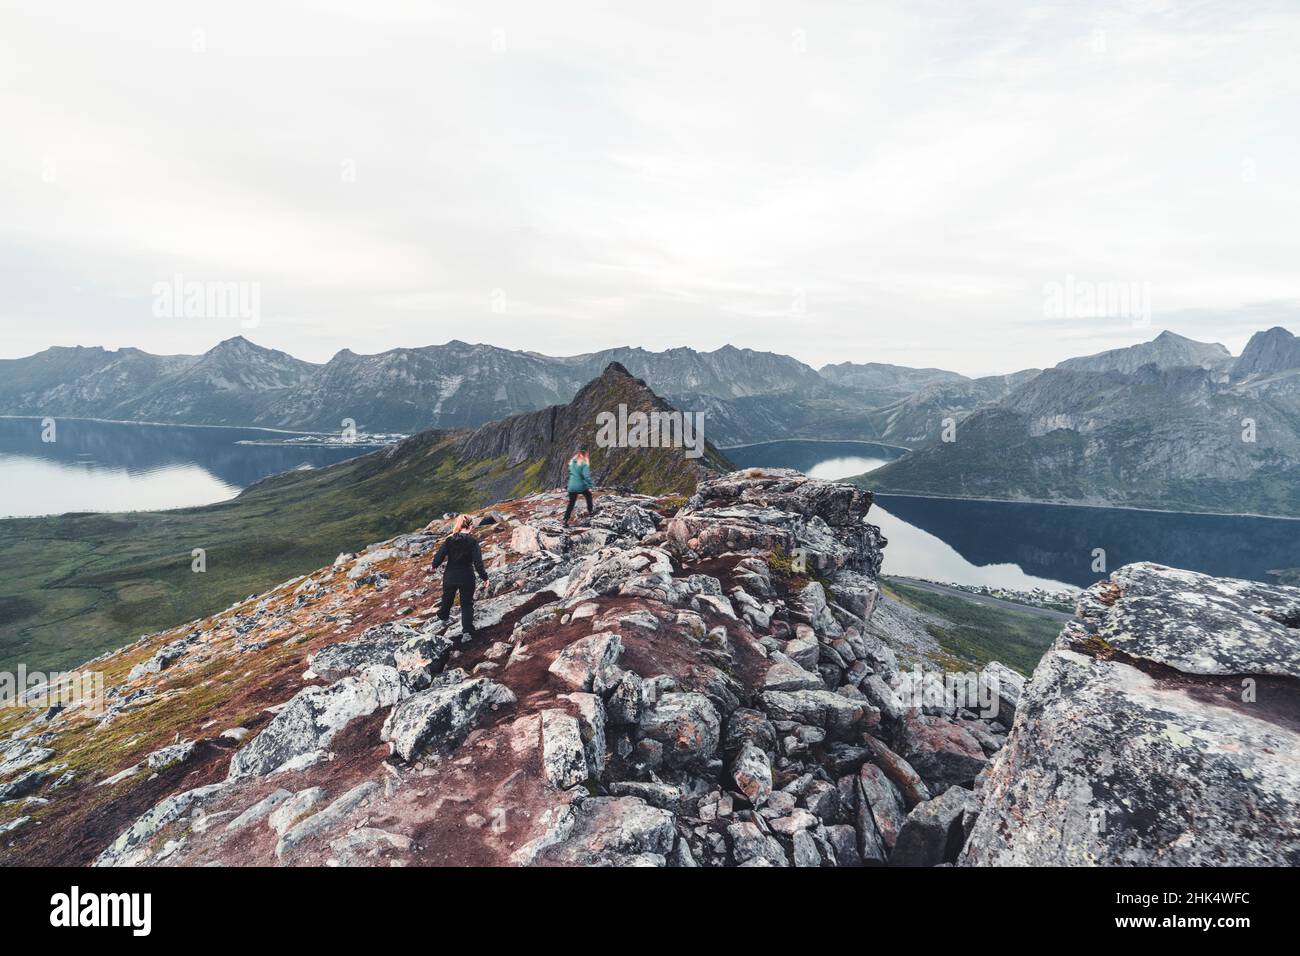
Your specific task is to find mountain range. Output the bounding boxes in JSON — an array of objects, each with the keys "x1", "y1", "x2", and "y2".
[
  {"x1": 6, "y1": 326, "x2": 1300, "y2": 515},
  {"x1": 2, "y1": 336, "x2": 1028, "y2": 445},
  {"x1": 867, "y1": 328, "x2": 1300, "y2": 515}
]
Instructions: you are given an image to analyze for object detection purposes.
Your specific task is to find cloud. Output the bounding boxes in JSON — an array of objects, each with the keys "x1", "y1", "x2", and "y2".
[{"x1": 2, "y1": 0, "x2": 1298, "y2": 374}]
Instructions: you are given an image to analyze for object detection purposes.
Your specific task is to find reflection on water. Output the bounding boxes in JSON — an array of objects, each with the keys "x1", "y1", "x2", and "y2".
[
  {"x1": 726, "y1": 438, "x2": 1300, "y2": 589},
  {"x1": 0, "y1": 417, "x2": 375, "y2": 518},
  {"x1": 807, "y1": 456, "x2": 889, "y2": 481},
  {"x1": 868, "y1": 502, "x2": 1070, "y2": 589}
]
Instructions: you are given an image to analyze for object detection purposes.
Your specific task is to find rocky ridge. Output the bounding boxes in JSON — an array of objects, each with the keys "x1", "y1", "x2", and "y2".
[
  {"x1": 2, "y1": 469, "x2": 1016, "y2": 867},
  {"x1": 2, "y1": 471, "x2": 1296, "y2": 867}
]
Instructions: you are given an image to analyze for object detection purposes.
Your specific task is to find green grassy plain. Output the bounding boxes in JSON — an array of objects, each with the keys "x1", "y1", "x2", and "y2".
[
  {"x1": 0, "y1": 433, "x2": 485, "y2": 673},
  {"x1": 882, "y1": 579, "x2": 1063, "y2": 676}
]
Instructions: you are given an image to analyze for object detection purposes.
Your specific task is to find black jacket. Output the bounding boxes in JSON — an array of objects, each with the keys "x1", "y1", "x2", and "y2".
[{"x1": 431, "y1": 532, "x2": 488, "y2": 586}]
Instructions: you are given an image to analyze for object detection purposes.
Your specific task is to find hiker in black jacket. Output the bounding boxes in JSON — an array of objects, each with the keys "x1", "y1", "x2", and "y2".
[{"x1": 430, "y1": 515, "x2": 489, "y2": 640}]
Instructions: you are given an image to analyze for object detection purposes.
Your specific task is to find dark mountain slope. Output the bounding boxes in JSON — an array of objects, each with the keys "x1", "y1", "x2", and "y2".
[{"x1": 456, "y1": 362, "x2": 732, "y2": 500}]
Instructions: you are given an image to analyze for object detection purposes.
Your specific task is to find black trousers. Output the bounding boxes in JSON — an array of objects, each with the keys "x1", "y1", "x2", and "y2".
[
  {"x1": 437, "y1": 579, "x2": 477, "y2": 633},
  {"x1": 564, "y1": 490, "x2": 593, "y2": 523}
]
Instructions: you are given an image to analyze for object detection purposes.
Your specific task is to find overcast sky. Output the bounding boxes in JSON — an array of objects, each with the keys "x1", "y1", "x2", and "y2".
[{"x1": 3, "y1": 0, "x2": 1298, "y2": 375}]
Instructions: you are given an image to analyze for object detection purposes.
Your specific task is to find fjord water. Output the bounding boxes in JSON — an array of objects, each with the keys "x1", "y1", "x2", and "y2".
[
  {"x1": 0, "y1": 418, "x2": 368, "y2": 517},
  {"x1": 726, "y1": 439, "x2": 1300, "y2": 589}
]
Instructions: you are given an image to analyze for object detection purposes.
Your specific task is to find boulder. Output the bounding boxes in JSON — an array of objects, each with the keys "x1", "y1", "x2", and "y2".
[
  {"x1": 978, "y1": 661, "x2": 1024, "y2": 726},
  {"x1": 861, "y1": 735, "x2": 931, "y2": 808},
  {"x1": 722, "y1": 707, "x2": 777, "y2": 756},
  {"x1": 548, "y1": 631, "x2": 623, "y2": 693},
  {"x1": 762, "y1": 657, "x2": 823, "y2": 692},
  {"x1": 540, "y1": 710, "x2": 588, "y2": 789},
  {"x1": 381, "y1": 673, "x2": 516, "y2": 761},
  {"x1": 638, "y1": 693, "x2": 720, "y2": 769},
  {"x1": 560, "y1": 692, "x2": 607, "y2": 778},
  {"x1": 528, "y1": 796, "x2": 677, "y2": 866},
  {"x1": 95, "y1": 784, "x2": 225, "y2": 866},
  {"x1": 728, "y1": 821, "x2": 788, "y2": 866},
  {"x1": 758, "y1": 689, "x2": 868, "y2": 740},
  {"x1": 891, "y1": 785, "x2": 978, "y2": 866},
  {"x1": 856, "y1": 762, "x2": 908, "y2": 853},
  {"x1": 963, "y1": 565, "x2": 1300, "y2": 866},
  {"x1": 605, "y1": 670, "x2": 645, "y2": 725},
  {"x1": 898, "y1": 713, "x2": 987, "y2": 794},
  {"x1": 228, "y1": 668, "x2": 401, "y2": 779}
]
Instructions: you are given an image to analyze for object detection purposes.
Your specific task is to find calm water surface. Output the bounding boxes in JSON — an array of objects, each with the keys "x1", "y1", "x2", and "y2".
[
  {"x1": 0, "y1": 417, "x2": 377, "y2": 517},
  {"x1": 726, "y1": 439, "x2": 1300, "y2": 589}
]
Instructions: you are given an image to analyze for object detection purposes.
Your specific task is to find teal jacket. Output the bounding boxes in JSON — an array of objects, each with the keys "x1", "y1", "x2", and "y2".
[{"x1": 567, "y1": 459, "x2": 593, "y2": 493}]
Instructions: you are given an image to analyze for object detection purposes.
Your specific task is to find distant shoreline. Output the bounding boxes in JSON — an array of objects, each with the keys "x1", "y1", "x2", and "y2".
[
  {"x1": 722, "y1": 437, "x2": 913, "y2": 453},
  {"x1": 0, "y1": 414, "x2": 335, "y2": 436},
  {"x1": 868, "y1": 489, "x2": 1300, "y2": 522}
]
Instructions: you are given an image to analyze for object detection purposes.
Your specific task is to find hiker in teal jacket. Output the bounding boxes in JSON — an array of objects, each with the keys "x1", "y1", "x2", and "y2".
[{"x1": 564, "y1": 450, "x2": 596, "y2": 526}]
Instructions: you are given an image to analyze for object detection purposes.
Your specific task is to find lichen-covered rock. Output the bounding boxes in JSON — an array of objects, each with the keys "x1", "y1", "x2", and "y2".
[
  {"x1": 605, "y1": 670, "x2": 644, "y2": 725},
  {"x1": 560, "y1": 692, "x2": 607, "y2": 778},
  {"x1": 548, "y1": 631, "x2": 623, "y2": 693},
  {"x1": 897, "y1": 713, "x2": 987, "y2": 795},
  {"x1": 728, "y1": 821, "x2": 788, "y2": 866},
  {"x1": 540, "y1": 709, "x2": 588, "y2": 789},
  {"x1": 381, "y1": 673, "x2": 516, "y2": 761},
  {"x1": 95, "y1": 784, "x2": 225, "y2": 866},
  {"x1": 228, "y1": 668, "x2": 402, "y2": 779},
  {"x1": 856, "y1": 762, "x2": 907, "y2": 853},
  {"x1": 638, "y1": 692, "x2": 720, "y2": 769},
  {"x1": 526, "y1": 796, "x2": 678, "y2": 866},
  {"x1": 310, "y1": 620, "x2": 451, "y2": 691},
  {"x1": 977, "y1": 661, "x2": 1024, "y2": 728},
  {"x1": 759, "y1": 689, "x2": 870, "y2": 740},
  {"x1": 731, "y1": 743, "x2": 773, "y2": 806},
  {"x1": 963, "y1": 564, "x2": 1300, "y2": 866}
]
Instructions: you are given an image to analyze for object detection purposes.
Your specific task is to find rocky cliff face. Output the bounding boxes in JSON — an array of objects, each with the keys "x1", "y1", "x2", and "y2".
[
  {"x1": 2, "y1": 473, "x2": 1294, "y2": 867},
  {"x1": 869, "y1": 335, "x2": 1300, "y2": 515},
  {"x1": 1233, "y1": 326, "x2": 1300, "y2": 381},
  {"x1": 964, "y1": 563, "x2": 1300, "y2": 866}
]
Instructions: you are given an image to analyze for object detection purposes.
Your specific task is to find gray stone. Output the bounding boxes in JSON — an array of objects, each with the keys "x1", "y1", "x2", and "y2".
[
  {"x1": 728, "y1": 821, "x2": 788, "y2": 866},
  {"x1": 541, "y1": 709, "x2": 588, "y2": 789},
  {"x1": 857, "y1": 762, "x2": 907, "y2": 853},
  {"x1": 605, "y1": 670, "x2": 644, "y2": 725},
  {"x1": 560, "y1": 692, "x2": 607, "y2": 777},
  {"x1": 891, "y1": 786, "x2": 978, "y2": 866},
  {"x1": 525, "y1": 796, "x2": 677, "y2": 866},
  {"x1": 730, "y1": 743, "x2": 773, "y2": 806},
  {"x1": 228, "y1": 668, "x2": 401, "y2": 779},
  {"x1": 964, "y1": 565, "x2": 1300, "y2": 867},
  {"x1": 145, "y1": 740, "x2": 197, "y2": 771},
  {"x1": 638, "y1": 692, "x2": 720, "y2": 769},
  {"x1": 95, "y1": 784, "x2": 225, "y2": 866},
  {"x1": 381, "y1": 673, "x2": 515, "y2": 761},
  {"x1": 548, "y1": 631, "x2": 623, "y2": 693},
  {"x1": 225, "y1": 789, "x2": 292, "y2": 833},
  {"x1": 978, "y1": 661, "x2": 1024, "y2": 727},
  {"x1": 759, "y1": 689, "x2": 867, "y2": 739},
  {"x1": 278, "y1": 780, "x2": 380, "y2": 858}
]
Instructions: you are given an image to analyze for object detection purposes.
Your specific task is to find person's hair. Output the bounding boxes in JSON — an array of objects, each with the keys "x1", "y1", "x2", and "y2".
[
  {"x1": 573, "y1": 449, "x2": 589, "y2": 463},
  {"x1": 451, "y1": 514, "x2": 470, "y2": 534}
]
